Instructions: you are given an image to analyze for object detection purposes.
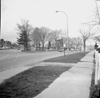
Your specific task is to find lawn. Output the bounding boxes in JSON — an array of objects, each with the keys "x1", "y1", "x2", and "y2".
[
  {"x1": 0, "y1": 51, "x2": 89, "y2": 98},
  {"x1": 43, "y1": 51, "x2": 89, "y2": 63}
]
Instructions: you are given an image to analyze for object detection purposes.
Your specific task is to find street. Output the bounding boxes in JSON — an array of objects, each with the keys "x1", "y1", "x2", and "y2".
[{"x1": 0, "y1": 49, "x2": 70, "y2": 72}]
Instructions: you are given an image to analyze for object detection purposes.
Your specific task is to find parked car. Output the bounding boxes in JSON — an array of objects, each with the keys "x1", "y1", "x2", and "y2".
[{"x1": 58, "y1": 48, "x2": 64, "y2": 52}]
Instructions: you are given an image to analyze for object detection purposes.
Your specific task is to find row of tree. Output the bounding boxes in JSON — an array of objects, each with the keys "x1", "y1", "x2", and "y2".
[{"x1": 17, "y1": 20, "x2": 85, "y2": 51}]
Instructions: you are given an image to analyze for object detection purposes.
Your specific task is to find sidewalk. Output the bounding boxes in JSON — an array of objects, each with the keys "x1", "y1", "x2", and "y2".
[{"x1": 33, "y1": 51, "x2": 94, "y2": 98}]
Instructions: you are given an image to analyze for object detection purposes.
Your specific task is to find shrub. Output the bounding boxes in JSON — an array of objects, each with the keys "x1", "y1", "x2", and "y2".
[{"x1": 90, "y1": 81, "x2": 100, "y2": 98}]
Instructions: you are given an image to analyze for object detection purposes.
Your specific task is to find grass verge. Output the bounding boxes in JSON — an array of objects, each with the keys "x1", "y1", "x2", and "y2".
[
  {"x1": 0, "y1": 66, "x2": 71, "y2": 98},
  {"x1": 0, "y1": 51, "x2": 89, "y2": 98},
  {"x1": 43, "y1": 51, "x2": 89, "y2": 63}
]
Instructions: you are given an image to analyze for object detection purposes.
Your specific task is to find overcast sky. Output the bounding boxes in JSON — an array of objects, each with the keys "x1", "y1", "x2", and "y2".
[{"x1": 1, "y1": 0, "x2": 99, "y2": 43}]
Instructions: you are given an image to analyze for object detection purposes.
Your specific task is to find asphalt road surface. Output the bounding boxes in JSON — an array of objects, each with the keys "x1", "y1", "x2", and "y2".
[{"x1": 0, "y1": 49, "x2": 72, "y2": 72}]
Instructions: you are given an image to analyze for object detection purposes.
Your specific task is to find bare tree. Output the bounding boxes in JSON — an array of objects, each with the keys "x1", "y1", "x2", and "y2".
[
  {"x1": 53, "y1": 30, "x2": 61, "y2": 41},
  {"x1": 80, "y1": 1, "x2": 100, "y2": 51},
  {"x1": 83, "y1": 0, "x2": 100, "y2": 33},
  {"x1": 48, "y1": 30, "x2": 61, "y2": 50},
  {"x1": 31, "y1": 27, "x2": 41, "y2": 50},
  {"x1": 73, "y1": 37, "x2": 82, "y2": 50},
  {"x1": 79, "y1": 28, "x2": 95, "y2": 52},
  {"x1": 39, "y1": 27, "x2": 50, "y2": 50},
  {"x1": 64, "y1": 37, "x2": 82, "y2": 51},
  {"x1": 94, "y1": 35, "x2": 100, "y2": 42},
  {"x1": 94, "y1": 0, "x2": 100, "y2": 26},
  {"x1": 64, "y1": 37, "x2": 73, "y2": 50},
  {"x1": 31, "y1": 27, "x2": 50, "y2": 50}
]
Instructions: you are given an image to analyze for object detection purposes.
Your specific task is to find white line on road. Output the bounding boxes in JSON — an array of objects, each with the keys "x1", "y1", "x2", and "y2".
[
  {"x1": 0, "y1": 54, "x2": 10, "y2": 61},
  {"x1": 14, "y1": 53, "x2": 20, "y2": 61}
]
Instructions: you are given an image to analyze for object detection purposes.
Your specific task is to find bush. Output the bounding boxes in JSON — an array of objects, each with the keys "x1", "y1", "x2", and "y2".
[{"x1": 90, "y1": 81, "x2": 100, "y2": 98}]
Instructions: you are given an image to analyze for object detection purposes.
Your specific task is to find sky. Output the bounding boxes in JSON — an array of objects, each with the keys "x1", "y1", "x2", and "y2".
[{"x1": 1, "y1": 0, "x2": 100, "y2": 43}]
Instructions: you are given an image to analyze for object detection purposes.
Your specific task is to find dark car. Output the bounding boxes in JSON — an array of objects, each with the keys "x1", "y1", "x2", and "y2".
[{"x1": 58, "y1": 48, "x2": 64, "y2": 52}]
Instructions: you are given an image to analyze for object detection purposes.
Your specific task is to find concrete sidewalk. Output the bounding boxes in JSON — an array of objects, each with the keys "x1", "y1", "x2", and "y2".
[{"x1": 34, "y1": 51, "x2": 94, "y2": 98}]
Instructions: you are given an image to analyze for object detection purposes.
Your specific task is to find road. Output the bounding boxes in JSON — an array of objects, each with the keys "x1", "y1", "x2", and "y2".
[{"x1": 0, "y1": 49, "x2": 70, "y2": 72}]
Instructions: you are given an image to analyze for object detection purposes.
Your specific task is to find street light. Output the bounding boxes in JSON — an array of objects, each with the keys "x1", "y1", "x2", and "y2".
[{"x1": 55, "y1": 10, "x2": 69, "y2": 56}]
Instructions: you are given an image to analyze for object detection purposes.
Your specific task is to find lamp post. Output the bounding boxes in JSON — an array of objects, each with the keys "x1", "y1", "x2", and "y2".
[{"x1": 56, "y1": 11, "x2": 69, "y2": 56}]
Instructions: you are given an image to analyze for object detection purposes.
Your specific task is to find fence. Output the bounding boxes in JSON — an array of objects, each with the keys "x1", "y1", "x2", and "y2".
[{"x1": 94, "y1": 49, "x2": 100, "y2": 84}]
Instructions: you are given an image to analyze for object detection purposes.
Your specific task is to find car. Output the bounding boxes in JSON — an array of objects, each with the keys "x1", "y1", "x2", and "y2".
[{"x1": 58, "y1": 48, "x2": 64, "y2": 52}]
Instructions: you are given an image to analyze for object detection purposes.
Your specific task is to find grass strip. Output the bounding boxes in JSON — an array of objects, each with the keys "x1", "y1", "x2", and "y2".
[
  {"x1": 0, "y1": 66, "x2": 71, "y2": 98},
  {"x1": 43, "y1": 52, "x2": 89, "y2": 63}
]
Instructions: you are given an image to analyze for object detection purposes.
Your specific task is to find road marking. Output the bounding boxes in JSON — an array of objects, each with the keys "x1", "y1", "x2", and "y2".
[
  {"x1": 14, "y1": 53, "x2": 20, "y2": 61},
  {"x1": 0, "y1": 55, "x2": 10, "y2": 61}
]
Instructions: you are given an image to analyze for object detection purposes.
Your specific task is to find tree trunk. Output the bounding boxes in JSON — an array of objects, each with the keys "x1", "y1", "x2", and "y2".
[
  {"x1": 42, "y1": 43, "x2": 44, "y2": 50},
  {"x1": 83, "y1": 40, "x2": 86, "y2": 52},
  {"x1": 23, "y1": 42, "x2": 28, "y2": 51},
  {"x1": 24, "y1": 43, "x2": 26, "y2": 51},
  {"x1": 38, "y1": 46, "x2": 40, "y2": 50},
  {"x1": 25, "y1": 42, "x2": 27, "y2": 51},
  {"x1": 26, "y1": 42, "x2": 29, "y2": 51}
]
